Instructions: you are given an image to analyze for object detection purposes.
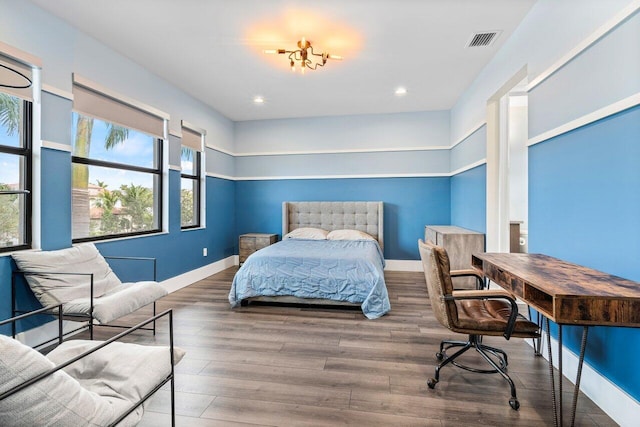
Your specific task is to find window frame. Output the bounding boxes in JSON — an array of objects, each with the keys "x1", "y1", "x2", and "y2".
[
  {"x1": 71, "y1": 115, "x2": 164, "y2": 243},
  {"x1": 180, "y1": 148, "x2": 201, "y2": 230},
  {"x1": 0, "y1": 98, "x2": 32, "y2": 253}
]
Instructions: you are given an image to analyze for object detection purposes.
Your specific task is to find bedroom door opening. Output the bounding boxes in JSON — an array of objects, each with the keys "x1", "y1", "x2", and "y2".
[
  {"x1": 485, "y1": 66, "x2": 528, "y2": 253},
  {"x1": 507, "y1": 89, "x2": 529, "y2": 253}
]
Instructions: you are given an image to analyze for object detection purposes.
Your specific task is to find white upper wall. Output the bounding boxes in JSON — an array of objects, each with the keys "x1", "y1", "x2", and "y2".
[
  {"x1": 233, "y1": 111, "x2": 451, "y2": 179},
  {"x1": 528, "y1": 9, "x2": 640, "y2": 138},
  {"x1": 450, "y1": 0, "x2": 635, "y2": 142},
  {"x1": 234, "y1": 111, "x2": 450, "y2": 154}
]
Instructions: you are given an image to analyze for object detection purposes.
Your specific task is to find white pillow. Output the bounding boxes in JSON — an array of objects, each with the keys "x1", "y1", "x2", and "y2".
[
  {"x1": 11, "y1": 243, "x2": 122, "y2": 308},
  {"x1": 327, "y1": 229, "x2": 376, "y2": 241},
  {"x1": 284, "y1": 227, "x2": 329, "y2": 240}
]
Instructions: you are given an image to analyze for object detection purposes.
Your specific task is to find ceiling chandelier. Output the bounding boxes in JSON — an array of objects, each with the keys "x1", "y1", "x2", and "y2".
[{"x1": 264, "y1": 37, "x2": 342, "y2": 73}]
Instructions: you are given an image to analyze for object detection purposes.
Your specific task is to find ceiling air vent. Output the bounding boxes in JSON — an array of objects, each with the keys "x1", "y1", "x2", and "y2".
[{"x1": 466, "y1": 31, "x2": 501, "y2": 48}]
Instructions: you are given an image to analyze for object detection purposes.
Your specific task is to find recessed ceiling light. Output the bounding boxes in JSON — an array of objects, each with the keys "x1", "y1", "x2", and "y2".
[
  {"x1": 253, "y1": 96, "x2": 265, "y2": 104},
  {"x1": 395, "y1": 87, "x2": 407, "y2": 96}
]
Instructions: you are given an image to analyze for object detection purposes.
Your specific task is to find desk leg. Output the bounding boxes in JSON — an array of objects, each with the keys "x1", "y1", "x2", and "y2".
[
  {"x1": 545, "y1": 320, "x2": 589, "y2": 427},
  {"x1": 570, "y1": 327, "x2": 589, "y2": 427},
  {"x1": 529, "y1": 306, "x2": 544, "y2": 356},
  {"x1": 546, "y1": 318, "x2": 559, "y2": 427},
  {"x1": 558, "y1": 325, "x2": 563, "y2": 426}
]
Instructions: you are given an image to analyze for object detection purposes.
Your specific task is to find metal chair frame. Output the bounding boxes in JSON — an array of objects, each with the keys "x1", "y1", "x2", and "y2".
[
  {"x1": 429, "y1": 291, "x2": 522, "y2": 409},
  {"x1": 0, "y1": 305, "x2": 176, "y2": 427}
]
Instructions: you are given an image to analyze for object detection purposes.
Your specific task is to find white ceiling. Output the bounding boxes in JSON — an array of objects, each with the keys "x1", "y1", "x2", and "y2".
[{"x1": 29, "y1": 0, "x2": 536, "y2": 122}]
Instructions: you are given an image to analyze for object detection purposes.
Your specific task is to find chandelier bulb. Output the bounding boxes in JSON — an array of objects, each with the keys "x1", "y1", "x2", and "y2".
[{"x1": 266, "y1": 39, "x2": 341, "y2": 72}]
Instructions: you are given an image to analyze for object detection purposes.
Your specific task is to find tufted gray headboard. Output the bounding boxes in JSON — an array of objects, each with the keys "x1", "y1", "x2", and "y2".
[{"x1": 282, "y1": 201, "x2": 384, "y2": 249}]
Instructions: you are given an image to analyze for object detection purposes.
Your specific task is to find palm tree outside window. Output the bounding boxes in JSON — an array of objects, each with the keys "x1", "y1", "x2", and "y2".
[{"x1": 71, "y1": 112, "x2": 162, "y2": 241}]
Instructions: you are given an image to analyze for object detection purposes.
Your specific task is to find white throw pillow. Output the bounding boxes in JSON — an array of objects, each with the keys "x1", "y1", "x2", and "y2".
[
  {"x1": 11, "y1": 243, "x2": 123, "y2": 308},
  {"x1": 327, "y1": 229, "x2": 376, "y2": 241},
  {"x1": 284, "y1": 227, "x2": 329, "y2": 240}
]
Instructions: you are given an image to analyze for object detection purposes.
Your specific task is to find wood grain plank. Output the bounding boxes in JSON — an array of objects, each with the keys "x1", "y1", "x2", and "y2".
[
  {"x1": 122, "y1": 267, "x2": 617, "y2": 426},
  {"x1": 201, "y1": 396, "x2": 441, "y2": 427}
]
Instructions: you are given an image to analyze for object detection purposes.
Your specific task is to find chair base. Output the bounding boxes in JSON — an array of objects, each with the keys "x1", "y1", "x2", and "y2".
[{"x1": 427, "y1": 335, "x2": 520, "y2": 410}]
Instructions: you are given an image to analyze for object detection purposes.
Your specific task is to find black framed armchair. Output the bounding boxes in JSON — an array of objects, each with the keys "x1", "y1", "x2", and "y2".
[
  {"x1": 0, "y1": 305, "x2": 182, "y2": 426},
  {"x1": 11, "y1": 243, "x2": 167, "y2": 342}
]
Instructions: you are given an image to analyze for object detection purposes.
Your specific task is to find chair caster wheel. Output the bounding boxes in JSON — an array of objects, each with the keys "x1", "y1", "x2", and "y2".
[
  {"x1": 435, "y1": 352, "x2": 444, "y2": 361},
  {"x1": 427, "y1": 378, "x2": 438, "y2": 389},
  {"x1": 509, "y1": 397, "x2": 520, "y2": 410}
]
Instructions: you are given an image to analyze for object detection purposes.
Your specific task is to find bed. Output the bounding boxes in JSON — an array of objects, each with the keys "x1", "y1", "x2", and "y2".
[{"x1": 229, "y1": 201, "x2": 390, "y2": 319}]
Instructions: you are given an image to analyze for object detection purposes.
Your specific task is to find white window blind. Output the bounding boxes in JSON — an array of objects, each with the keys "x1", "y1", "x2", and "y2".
[
  {"x1": 181, "y1": 121, "x2": 204, "y2": 151},
  {"x1": 72, "y1": 75, "x2": 166, "y2": 139}
]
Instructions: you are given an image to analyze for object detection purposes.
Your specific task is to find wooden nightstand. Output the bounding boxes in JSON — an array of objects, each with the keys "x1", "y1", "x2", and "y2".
[{"x1": 239, "y1": 233, "x2": 278, "y2": 264}]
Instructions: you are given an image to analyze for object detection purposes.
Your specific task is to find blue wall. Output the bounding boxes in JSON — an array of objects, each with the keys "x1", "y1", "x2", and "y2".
[
  {"x1": 450, "y1": 164, "x2": 487, "y2": 234},
  {"x1": 40, "y1": 148, "x2": 72, "y2": 250},
  {"x1": 529, "y1": 105, "x2": 640, "y2": 401},
  {"x1": 91, "y1": 174, "x2": 236, "y2": 281},
  {"x1": 235, "y1": 177, "x2": 451, "y2": 260},
  {"x1": 1, "y1": 166, "x2": 237, "y2": 333}
]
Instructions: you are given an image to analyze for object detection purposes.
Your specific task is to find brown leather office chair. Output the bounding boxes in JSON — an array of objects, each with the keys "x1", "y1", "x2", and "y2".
[{"x1": 418, "y1": 239, "x2": 540, "y2": 410}]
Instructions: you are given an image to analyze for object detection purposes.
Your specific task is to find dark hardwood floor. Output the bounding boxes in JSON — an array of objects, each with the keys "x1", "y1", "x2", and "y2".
[{"x1": 102, "y1": 267, "x2": 616, "y2": 426}]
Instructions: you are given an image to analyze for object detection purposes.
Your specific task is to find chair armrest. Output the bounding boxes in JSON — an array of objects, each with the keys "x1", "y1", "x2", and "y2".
[
  {"x1": 0, "y1": 304, "x2": 65, "y2": 347},
  {"x1": 16, "y1": 270, "x2": 94, "y2": 278},
  {"x1": 103, "y1": 256, "x2": 157, "y2": 282},
  {"x1": 450, "y1": 269, "x2": 485, "y2": 289},
  {"x1": 444, "y1": 289, "x2": 519, "y2": 340},
  {"x1": 0, "y1": 303, "x2": 63, "y2": 327}
]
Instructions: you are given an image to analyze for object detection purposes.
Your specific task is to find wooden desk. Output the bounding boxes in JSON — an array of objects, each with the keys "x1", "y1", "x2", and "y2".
[
  {"x1": 472, "y1": 253, "x2": 640, "y2": 427},
  {"x1": 471, "y1": 253, "x2": 640, "y2": 326}
]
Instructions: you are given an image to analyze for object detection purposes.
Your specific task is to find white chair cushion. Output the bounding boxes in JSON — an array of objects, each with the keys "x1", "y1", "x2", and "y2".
[
  {"x1": 11, "y1": 243, "x2": 123, "y2": 308},
  {"x1": 47, "y1": 340, "x2": 185, "y2": 418},
  {"x1": 0, "y1": 335, "x2": 125, "y2": 426},
  {"x1": 0, "y1": 336, "x2": 185, "y2": 427},
  {"x1": 79, "y1": 281, "x2": 168, "y2": 324}
]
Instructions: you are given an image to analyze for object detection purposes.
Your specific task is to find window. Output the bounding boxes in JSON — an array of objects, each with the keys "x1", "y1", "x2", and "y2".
[
  {"x1": 0, "y1": 56, "x2": 33, "y2": 252},
  {"x1": 180, "y1": 147, "x2": 200, "y2": 228},
  {"x1": 180, "y1": 123, "x2": 204, "y2": 229},
  {"x1": 71, "y1": 76, "x2": 167, "y2": 241}
]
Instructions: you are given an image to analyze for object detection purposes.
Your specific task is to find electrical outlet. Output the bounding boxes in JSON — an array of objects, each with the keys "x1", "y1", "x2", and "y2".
[{"x1": 203, "y1": 248, "x2": 208, "y2": 256}]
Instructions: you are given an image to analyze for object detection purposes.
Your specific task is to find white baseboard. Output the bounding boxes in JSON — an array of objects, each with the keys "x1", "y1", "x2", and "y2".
[
  {"x1": 532, "y1": 330, "x2": 640, "y2": 427},
  {"x1": 160, "y1": 255, "x2": 237, "y2": 293},
  {"x1": 384, "y1": 259, "x2": 423, "y2": 272}
]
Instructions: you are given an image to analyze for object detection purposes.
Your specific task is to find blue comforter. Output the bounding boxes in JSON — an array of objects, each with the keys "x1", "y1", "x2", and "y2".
[{"x1": 229, "y1": 239, "x2": 390, "y2": 319}]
